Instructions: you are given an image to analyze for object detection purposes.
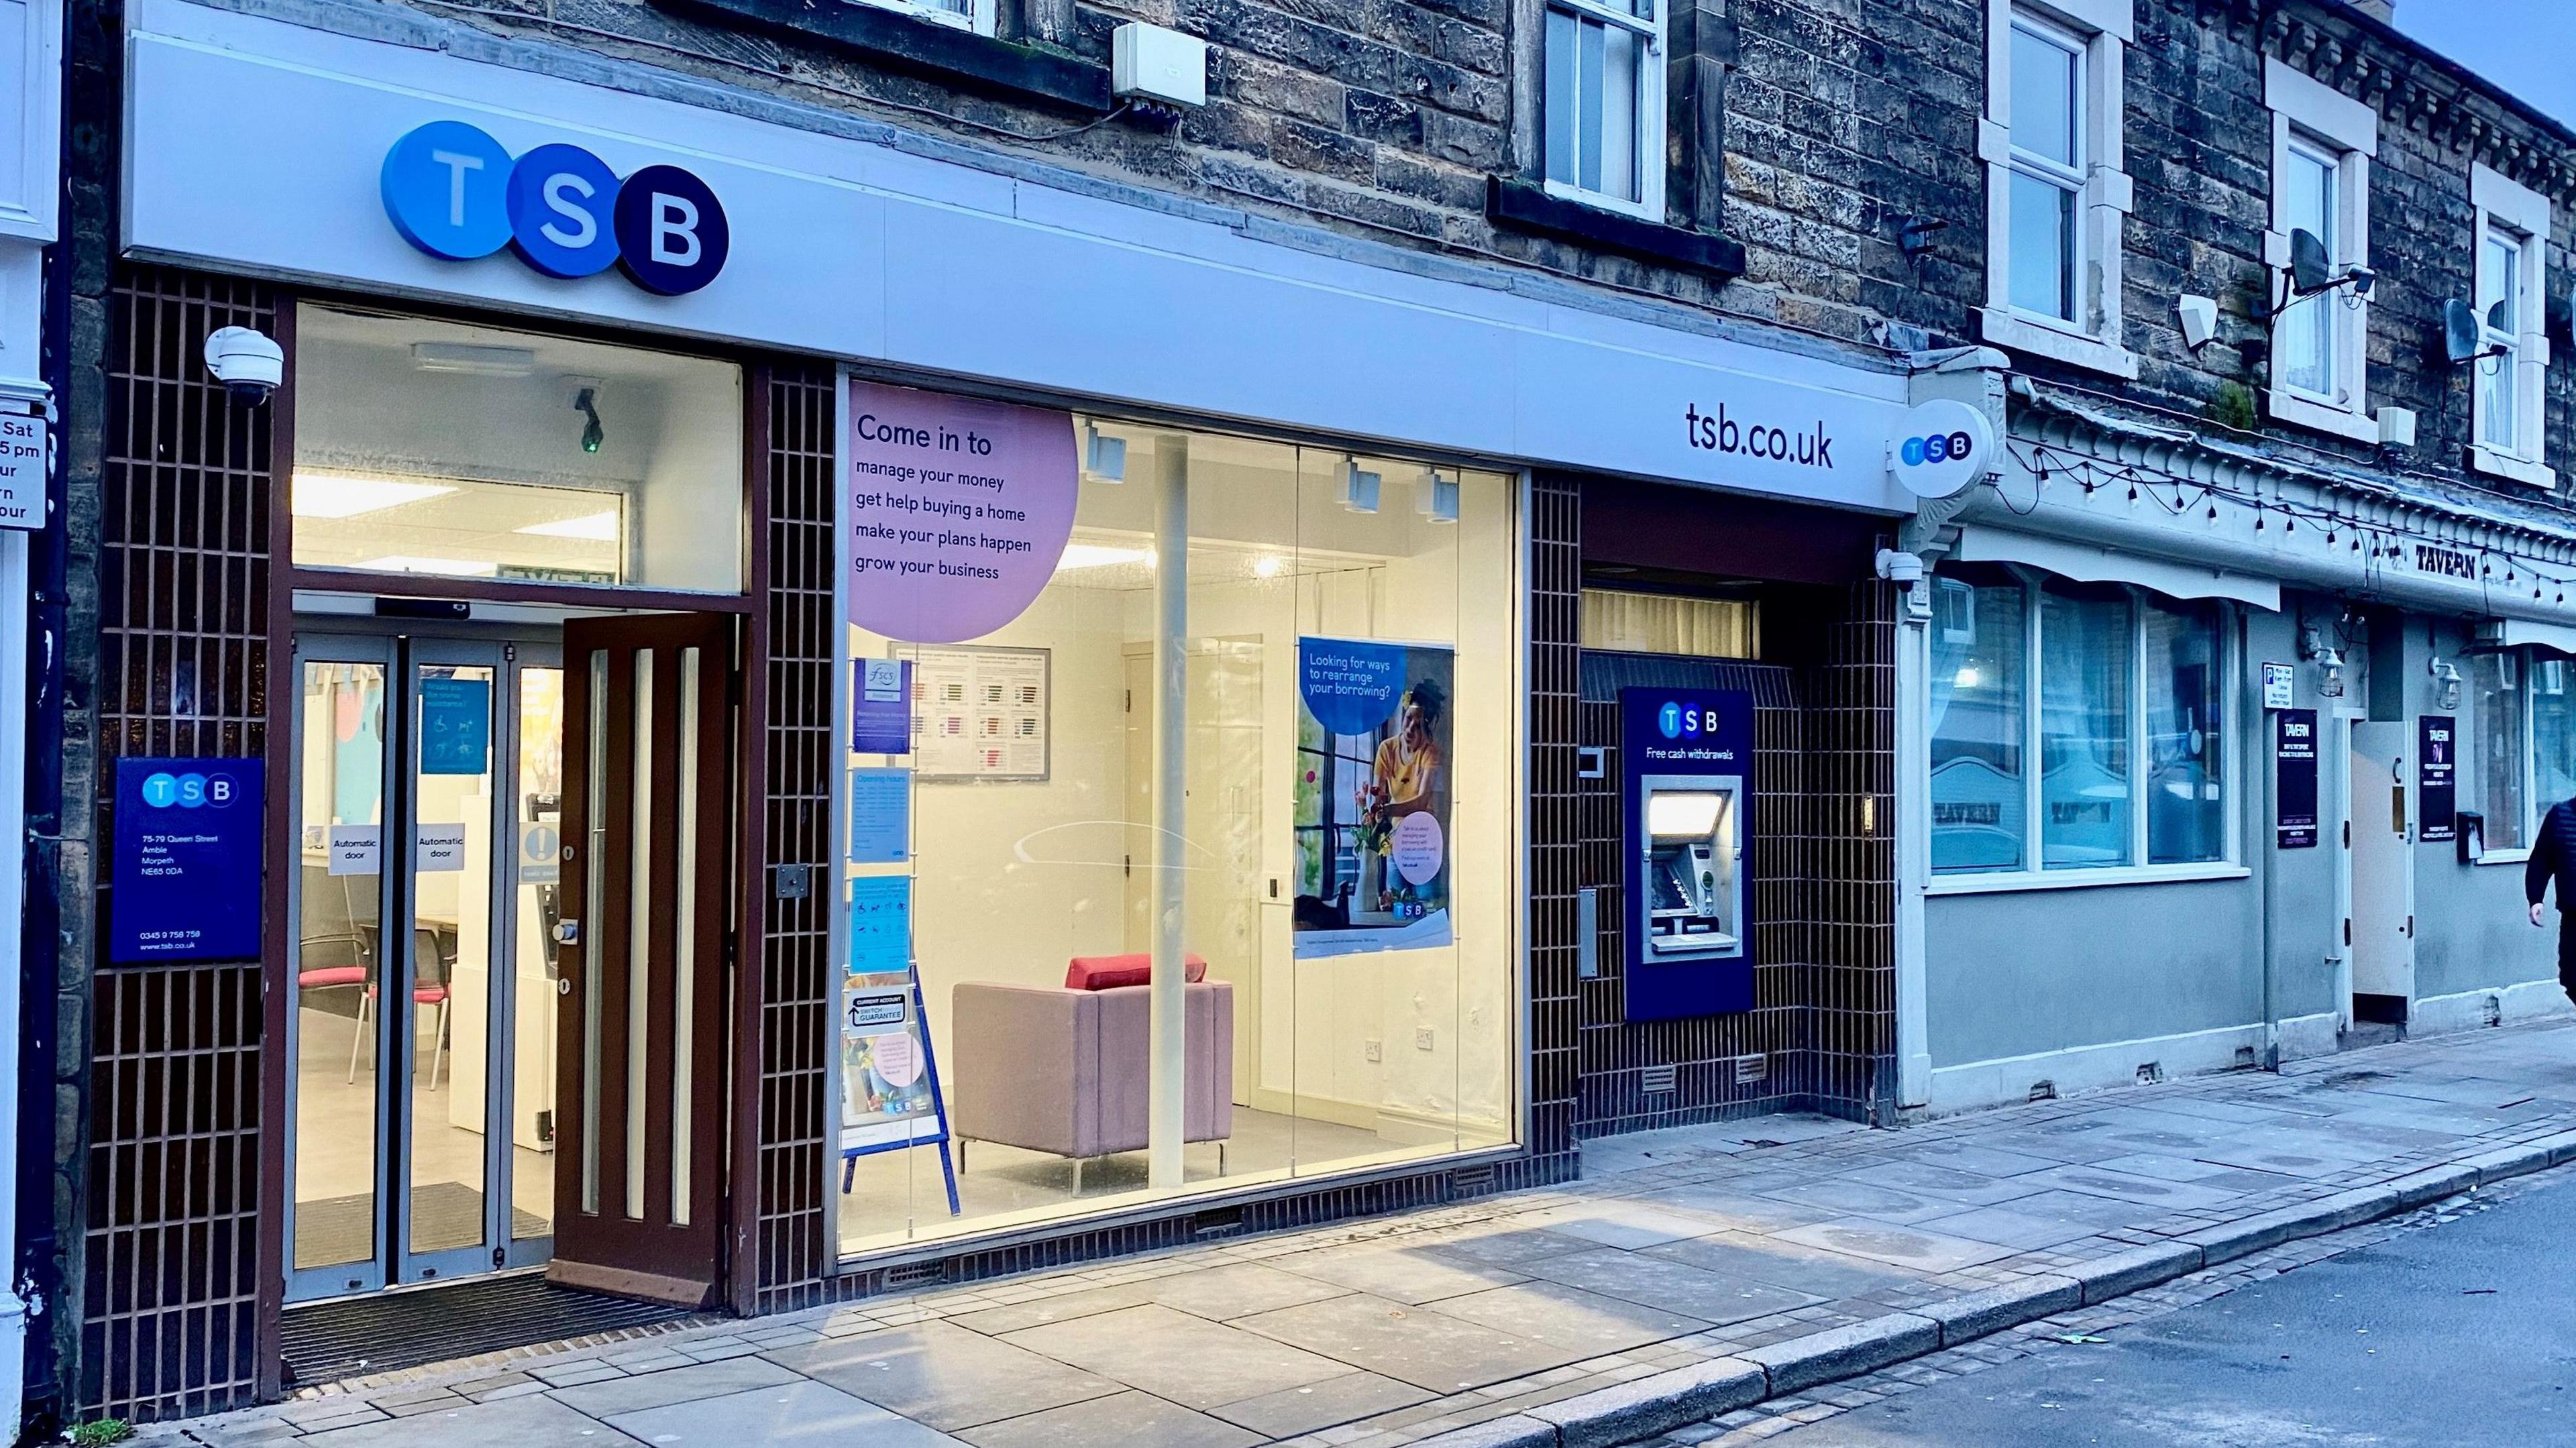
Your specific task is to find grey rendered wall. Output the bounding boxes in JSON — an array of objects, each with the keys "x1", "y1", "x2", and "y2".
[
  {"x1": 2410, "y1": 616, "x2": 2560, "y2": 1003},
  {"x1": 1925, "y1": 598, "x2": 2275, "y2": 1070},
  {"x1": 1925, "y1": 877, "x2": 2263, "y2": 1068},
  {"x1": 2254, "y1": 602, "x2": 2341, "y2": 1026}
]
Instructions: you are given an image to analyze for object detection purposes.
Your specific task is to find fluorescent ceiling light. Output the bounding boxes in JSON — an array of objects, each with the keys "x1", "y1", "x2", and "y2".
[
  {"x1": 1055, "y1": 543, "x2": 1155, "y2": 572},
  {"x1": 515, "y1": 510, "x2": 622, "y2": 542},
  {"x1": 292, "y1": 474, "x2": 457, "y2": 519},
  {"x1": 1252, "y1": 554, "x2": 1287, "y2": 579},
  {"x1": 411, "y1": 342, "x2": 537, "y2": 376},
  {"x1": 357, "y1": 555, "x2": 501, "y2": 577}
]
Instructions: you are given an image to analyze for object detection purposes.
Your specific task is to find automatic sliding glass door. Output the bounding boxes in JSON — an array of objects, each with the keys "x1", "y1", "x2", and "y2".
[{"x1": 286, "y1": 633, "x2": 561, "y2": 1302}]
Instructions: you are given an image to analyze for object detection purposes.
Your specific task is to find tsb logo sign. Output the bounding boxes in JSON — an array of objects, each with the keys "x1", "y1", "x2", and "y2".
[
  {"x1": 1898, "y1": 430, "x2": 1975, "y2": 467},
  {"x1": 139, "y1": 770, "x2": 242, "y2": 810},
  {"x1": 1656, "y1": 702, "x2": 1703, "y2": 740},
  {"x1": 381, "y1": 121, "x2": 730, "y2": 296},
  {"x1": 1885, "y1": 398, "x2": 1995, "y2": 502}
]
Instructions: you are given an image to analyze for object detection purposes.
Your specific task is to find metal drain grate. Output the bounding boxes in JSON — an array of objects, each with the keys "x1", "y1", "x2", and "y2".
[{"x1": 280, "y1": 1275, "x2": 707, "y2": 1388}]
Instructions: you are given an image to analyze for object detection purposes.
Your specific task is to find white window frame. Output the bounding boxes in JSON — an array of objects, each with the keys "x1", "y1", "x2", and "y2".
[
  {"x1": 1540, "y1": 0, "x2": 1668, "y2": 221},
  {"x1": 851, "y1": 0, "x2": 995, "y2": 36},
  {"x1": 1978, "y1": 0, "x2": 2138, "y2": 379},
  {"x1": 2471, "y1": 647, "x2": 2542, "y2": 865},
  {"x1": 2264, "y1": 58, "x2": 2379, "y2": 444},
  {"x1": 1929, "y1": 568, "x2": 2245, "y2": 895},
  {"x1": 2471, "y1": 164, "x2": 2555, "y2": 488}
]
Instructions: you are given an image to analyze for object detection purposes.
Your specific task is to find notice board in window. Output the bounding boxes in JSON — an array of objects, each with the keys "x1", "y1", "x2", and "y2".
[{"x1": 908, "y1": 645, "x2": 1049, "y2": 781}]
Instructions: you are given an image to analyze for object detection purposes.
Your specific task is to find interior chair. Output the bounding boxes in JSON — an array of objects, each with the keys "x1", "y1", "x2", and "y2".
[
  {"x1": 348, "y1": 924, "x2": 457, "y2": 1090},
  {"x1": 297, "y1": 864, "x2": 373, "y2": 1061},
  {"x1": 950, "y1": 953, "x2": 1233, "y2": 1192}
]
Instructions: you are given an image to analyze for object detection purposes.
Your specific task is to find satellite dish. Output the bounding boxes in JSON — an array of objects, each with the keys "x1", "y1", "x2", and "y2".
[
  {"x1": 2289, "y1": 229, "x2": 2334, "y2": 295},
  {"x1": 2489, "y1": 298, "x2": 2513, "y2": 333},
  {"x1": 2445, "y1": 298, "x2": 2484, "y2": 365}
]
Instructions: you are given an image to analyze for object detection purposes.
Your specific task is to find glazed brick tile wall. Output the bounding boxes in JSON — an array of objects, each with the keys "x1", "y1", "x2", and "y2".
[{"x1": 1561, "y1": 561, "x2": 1899, "y2": 1137}]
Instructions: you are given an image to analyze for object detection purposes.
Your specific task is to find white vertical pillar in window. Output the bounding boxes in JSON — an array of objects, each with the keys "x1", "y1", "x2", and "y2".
[{"x1": 1148, "y1": 436, "x2": 1189, "y2": 1189}]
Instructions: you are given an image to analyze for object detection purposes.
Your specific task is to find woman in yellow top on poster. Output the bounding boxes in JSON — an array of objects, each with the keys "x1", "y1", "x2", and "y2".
[{"x1": 1364, "y1": 677, "x2": 1447, "y2": 836}]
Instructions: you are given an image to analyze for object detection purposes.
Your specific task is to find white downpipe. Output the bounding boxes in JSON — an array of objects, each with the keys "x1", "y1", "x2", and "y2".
[
  {"x1": 0, "y1": 528, "x2": 29, "y2": 1442},
  {"x1": 1893, "y1": 596, "x2": 1932, "y2": 1111},
  {"x1": 1148, "y1": 437, "x2": 1189, "y2": 1189}
]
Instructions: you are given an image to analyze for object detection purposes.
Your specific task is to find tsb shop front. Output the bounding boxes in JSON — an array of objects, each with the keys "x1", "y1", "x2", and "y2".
[{"x1": 75, "y1": 0, "x2": 1916, "y2": 1418}]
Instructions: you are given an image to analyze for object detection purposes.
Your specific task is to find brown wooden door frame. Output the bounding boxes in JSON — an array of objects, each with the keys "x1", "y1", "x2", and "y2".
[{"x1": 550, "y1": 611, "x2": 739, "y2": 1306}]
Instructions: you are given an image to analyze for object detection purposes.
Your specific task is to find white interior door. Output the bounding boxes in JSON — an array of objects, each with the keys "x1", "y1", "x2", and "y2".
[{"x1": 2349, "y1": 720, "x2": 2416, "y2": 1002}]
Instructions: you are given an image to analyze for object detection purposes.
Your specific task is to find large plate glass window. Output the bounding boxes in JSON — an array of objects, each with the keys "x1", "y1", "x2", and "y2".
[
  {"x1": 1544, "y1": 0, "x2": 1664, "y2": 217},
  {"x1": 837, "y1": 412, "x2": 1520, "y2": 1258}
]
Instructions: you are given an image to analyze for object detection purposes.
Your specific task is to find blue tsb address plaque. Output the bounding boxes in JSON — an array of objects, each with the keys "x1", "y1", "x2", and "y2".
[{"x1": 109, "y1": 757, "x2": 266, "y2": 965}]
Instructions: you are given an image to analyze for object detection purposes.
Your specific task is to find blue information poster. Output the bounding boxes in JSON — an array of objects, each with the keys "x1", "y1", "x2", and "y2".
[
  {"x1": 847, "y1": 874, "x2": 912, "y2": 974},
  {"x1": 417, "y1": 676, "x2": 492, "y2": 775},
  {"x1": 853, "y1": 659, "x2": 913, "y2": 755},
  {"x1": 849, "y1": 767, "x2": 911, "y2": 864},
  {"x1": 110, "y1": 757, "x2": 266, "y2": 964}
]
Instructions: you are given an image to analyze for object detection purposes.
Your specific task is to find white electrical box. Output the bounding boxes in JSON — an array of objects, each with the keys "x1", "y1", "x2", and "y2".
[{"x1": 1114, "y1": 23, "x2": 1208, "y2": 109}]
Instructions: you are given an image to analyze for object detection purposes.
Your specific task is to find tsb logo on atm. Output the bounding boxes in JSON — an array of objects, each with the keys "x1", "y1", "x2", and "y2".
[
  {"x1": 1655, "y1": 701, "x2": 1705, "y2": 739},
  {"x1": 381, "y1": 121, "x2": 730, "y2": 295}
]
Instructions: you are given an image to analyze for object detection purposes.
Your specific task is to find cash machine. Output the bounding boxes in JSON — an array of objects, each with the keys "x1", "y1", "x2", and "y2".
[{"x1": 1621, "y1": 688, "x2": 1755, "y2": 1019}]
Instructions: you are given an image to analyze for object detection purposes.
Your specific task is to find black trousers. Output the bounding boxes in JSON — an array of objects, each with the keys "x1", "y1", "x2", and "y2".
[{"x1": 2561, "y1": 911, "x2": 2576, "y2": 1004}]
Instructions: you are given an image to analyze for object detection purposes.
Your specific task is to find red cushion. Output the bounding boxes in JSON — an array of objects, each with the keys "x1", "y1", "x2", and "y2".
[
  {"x1": 1065, "y1": 952, "x2": 1208, "y2": 990},
  {"x1": 299, "y1": 966, "x2": 368, "y2": 988}
]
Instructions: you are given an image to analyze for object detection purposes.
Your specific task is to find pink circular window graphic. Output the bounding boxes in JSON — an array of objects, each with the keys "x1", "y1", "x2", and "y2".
[
  {"x1": 846, "y1": 380, "x2": 1079, "y2": 644},
  {"x1": 868, "y1": 1033, "x2": 922, "y2": 1089},
  {"x1": 1391, "y1": 812, "x2": 1446, "y2": 887}
]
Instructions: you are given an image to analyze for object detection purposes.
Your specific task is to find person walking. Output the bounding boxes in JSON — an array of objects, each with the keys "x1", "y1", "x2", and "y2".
[{"x1": 2526, "y1": 795, "x2": 2576, "y2": 1005}]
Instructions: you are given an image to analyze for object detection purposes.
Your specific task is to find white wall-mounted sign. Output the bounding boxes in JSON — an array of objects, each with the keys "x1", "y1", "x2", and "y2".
[
  {"x1": 0, "y1": 412, "x2": 44, "y2": 530},
  {"x1": 2261, "y1": 661, "x2": 2296, "y2": 711},
  {"x1": 1886, "y1": 399, "x2": 1995, "y2": 500}
]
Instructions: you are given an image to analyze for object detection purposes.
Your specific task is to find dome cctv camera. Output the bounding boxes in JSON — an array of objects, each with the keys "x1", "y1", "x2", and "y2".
[{"x1": 203, "y1": 326, "x2": 284, "y2": 406}]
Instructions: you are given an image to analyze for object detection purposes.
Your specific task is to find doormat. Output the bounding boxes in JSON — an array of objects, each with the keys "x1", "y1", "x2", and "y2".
[
  {"x1": 281, "y1": 1272, "x2": 710, "y2": 1388},
  {"x1": 292, "y1": 1182, "x2": 546, "y2": 1272}
]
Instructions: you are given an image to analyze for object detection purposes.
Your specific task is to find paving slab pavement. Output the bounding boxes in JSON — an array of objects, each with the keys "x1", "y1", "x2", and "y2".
[{"x1": 154, "y1": 1017, "x2": 2576, "y2": 1448}]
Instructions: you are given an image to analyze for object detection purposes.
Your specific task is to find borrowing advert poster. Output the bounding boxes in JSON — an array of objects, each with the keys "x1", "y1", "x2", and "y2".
[{"x1": 1292, "y1": 637, "x2": 1454, "y2": 958}]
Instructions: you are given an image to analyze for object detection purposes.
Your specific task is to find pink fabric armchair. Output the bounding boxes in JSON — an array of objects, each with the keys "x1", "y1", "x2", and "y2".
[{"x1": 952, "y1": 958, "x2": 1233, "y2": 1188}]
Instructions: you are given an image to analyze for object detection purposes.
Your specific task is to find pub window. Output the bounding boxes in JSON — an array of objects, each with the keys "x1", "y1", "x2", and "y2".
[{"x1": 1931, "y1": 565, "x2": 2232, "y2": 880}]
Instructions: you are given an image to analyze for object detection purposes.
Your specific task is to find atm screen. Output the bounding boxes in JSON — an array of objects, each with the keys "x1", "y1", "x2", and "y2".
[{"x1": 1641, "y1": 779, "x2": 1741, "y2": 956}]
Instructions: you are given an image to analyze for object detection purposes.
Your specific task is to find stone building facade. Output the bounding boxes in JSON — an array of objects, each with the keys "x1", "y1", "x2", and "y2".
[{"x1": 23, "y1": 0, "x2": 2576, "y2": 1432}]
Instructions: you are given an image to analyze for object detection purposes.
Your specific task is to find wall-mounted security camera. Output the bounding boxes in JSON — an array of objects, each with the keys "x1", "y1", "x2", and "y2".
[
  {"x1": 204, "y1": 326, "x2": 284, "y2": 407},
  {"x1": 1874, "y1": 548, "x2": 1925, "y2": 588},
  {"x1": 2177, "y1": 295, "x2": 2220, "y2": 353}
]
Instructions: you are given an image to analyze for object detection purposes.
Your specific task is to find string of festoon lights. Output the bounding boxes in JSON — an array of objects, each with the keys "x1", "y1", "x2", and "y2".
[{"x1": 2006, "y1": 439, "x2": 2576, "y2": 608}]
